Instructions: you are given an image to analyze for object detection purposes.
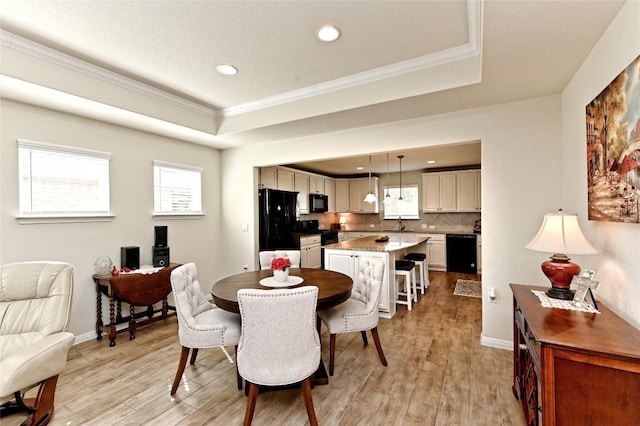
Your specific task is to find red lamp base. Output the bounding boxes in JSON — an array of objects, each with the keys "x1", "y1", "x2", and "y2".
[{"x1": 541, "y1": 255, "x2": 581, "y2": 300}]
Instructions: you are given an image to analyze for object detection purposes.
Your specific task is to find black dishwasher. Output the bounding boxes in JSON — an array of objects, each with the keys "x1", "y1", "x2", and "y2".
[{"x1": 446, "y1": 234, "x2": 477, "y2": 274}]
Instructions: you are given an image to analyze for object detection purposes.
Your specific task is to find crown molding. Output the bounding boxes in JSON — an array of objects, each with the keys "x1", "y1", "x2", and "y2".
[
  {"x1": 219, "y1": 0, "x2": 483, "y2": 118},
  {"x1": 0, "y1": 30, "x2": 216, "y2": 117}
]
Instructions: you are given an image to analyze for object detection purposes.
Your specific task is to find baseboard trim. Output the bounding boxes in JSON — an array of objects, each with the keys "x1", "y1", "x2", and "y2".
[{"x1": 480, "y1": 334, "x2": 513, "y2": 351}]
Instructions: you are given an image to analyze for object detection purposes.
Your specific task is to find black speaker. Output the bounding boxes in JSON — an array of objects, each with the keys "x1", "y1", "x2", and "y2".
[
  {"x1": 121, "y1": 246, "x2": 140, "y2": 270},
  {"x1": 153, "y1": 246, "x2": 170, "y2": 268},
  {"x1": 154, "y1": 226, "x2": 168, "y2": 247}
]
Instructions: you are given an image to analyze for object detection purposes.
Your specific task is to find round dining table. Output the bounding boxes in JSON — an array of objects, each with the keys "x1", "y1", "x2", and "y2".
[
  {"x1": 211, "y1": 267, "x2": 353, "y2": 314},
  {"x1": 211, "y1": 267, "x2": 353, "y2": 386}
]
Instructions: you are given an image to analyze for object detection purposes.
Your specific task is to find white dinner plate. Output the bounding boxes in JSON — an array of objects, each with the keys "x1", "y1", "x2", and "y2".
[{"x1": 259, "y1": 275, "x2": 304, "y2": 288}]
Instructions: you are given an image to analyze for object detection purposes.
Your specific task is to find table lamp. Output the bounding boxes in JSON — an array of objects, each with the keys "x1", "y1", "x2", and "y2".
[
  {"x1": 525, "y1": 209, "x2": 597, "y2": 299},
  {"x1": 339, "y1": 216, "x2": 346, "y2": 230}
]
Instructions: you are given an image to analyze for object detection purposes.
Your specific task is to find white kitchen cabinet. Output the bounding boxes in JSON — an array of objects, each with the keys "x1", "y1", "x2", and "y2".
[
  {"x1": 335, "y1": 179, "x2": 350, "y2": 213},
  {"x1": 309, "y1": 176, "x2": 324, "y2": 194},
  {"x1": 294, "y1": 172, "x2": 310, "y2": 214},
  {"x1": 325, "y1": 179, "x2": 336, "y2": 212},
  {"x1": 457, "y1": 170, "x2": 481, "y2": 212},
  {"x1": 349, "y1": 177, "x2": 379, "y2": 213},
  {"x1": 324, "y1": 249, "x2": 391, "y2": 314},
  {"x1": 422, "y1": 172, "x2": 457, "y2": 212},
  {"x1": 260, "y1": 167, "x2": 277, "y2": 189},
  {"x1": 259, "y1": 167, "x2": 295, "y2": 191},
  {"x1": 425, "y1": 233, "x2": 446, "y2": 270},
  {"x1": 300, "y1": 235, "x2": 321, "y2": 269},
  {"x1": 277, "y1": 169, "x2": 295, "y2": 191}
]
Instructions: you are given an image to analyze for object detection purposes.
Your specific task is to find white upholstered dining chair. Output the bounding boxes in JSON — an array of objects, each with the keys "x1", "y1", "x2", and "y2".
[
  {"x1": 0, "y1": 261, "x2": 74, "y2": 426},
  {"x1": 318, "y1": 256, "x2": 388, "y2": 376},
  {"x1": 258, "y1": 250, "x2": 301, "y2": 270},
  {"x1": 169, "y1": 263, "x2": 242, "y2": 395},
  {"x1": 237, "y1": 286, "x2": 320, "y2": 426}
]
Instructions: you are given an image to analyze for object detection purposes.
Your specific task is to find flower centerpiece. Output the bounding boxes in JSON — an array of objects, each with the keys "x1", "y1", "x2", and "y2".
[{"x1": 271, "y1": 257, "x2": 292, "y2": 282}]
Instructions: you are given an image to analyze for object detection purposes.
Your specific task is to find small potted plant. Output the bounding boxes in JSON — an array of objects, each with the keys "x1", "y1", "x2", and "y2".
[{"x1": 271, "y1": 257, "x2": 292, "y2": 282}]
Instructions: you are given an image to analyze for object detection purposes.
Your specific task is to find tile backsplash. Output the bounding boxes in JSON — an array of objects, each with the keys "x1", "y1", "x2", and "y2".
[{"x1": 306, "y1": 212, "x2": 481, "y2": 233}]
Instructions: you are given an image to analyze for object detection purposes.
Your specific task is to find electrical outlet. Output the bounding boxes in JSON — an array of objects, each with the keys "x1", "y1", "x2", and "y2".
[
  {"x1": 369, "y1": 224, "x2": 375, "y2": 228},
  {"x1": 429, "y1": 225, "x2": 436, "y2": 230},
  {"x1": 421, "y1": 224, "x2": 427, "y2": 229},
  {"x1": 489, "y1": 288, "x2": 497, "y2": 303}
]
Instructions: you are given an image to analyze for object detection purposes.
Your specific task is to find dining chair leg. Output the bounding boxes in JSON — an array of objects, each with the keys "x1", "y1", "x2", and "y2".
[
  {"x1": 189, "y1": 348, "x2": 199, "y2": 365},
  {"x1": 370, "y1": 327, "x2": 388, "y2": 367},
  {"x1": 301, "y1": 377, "x2": 318, "y2": 426},
  {"x1": 243, "y1": 382, "x2": 259, "y2": 426},
  {"x1": 235, "y1": 346, "x2": 243, "y2": 390},
  {"x1": 329, "y1": 334, "x2": 337, "y2": 376},
  {"x1": 360, "y1": 330, "x2": 368, "y2": 345},
  {"x1": 171, "y1": 346, "x2": 191, "y2": 395}
]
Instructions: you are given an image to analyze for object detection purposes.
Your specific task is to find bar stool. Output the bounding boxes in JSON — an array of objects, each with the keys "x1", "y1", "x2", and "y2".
[
  {"x1": 395, "y1": 260, "x2": 416, "y2": 311},
  {"x1": 404, "y1": 252, "x2": 429, "y2": 295}
]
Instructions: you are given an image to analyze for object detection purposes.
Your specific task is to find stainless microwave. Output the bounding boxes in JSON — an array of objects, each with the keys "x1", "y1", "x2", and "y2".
[{"x1": 309, "y1": 193, "x2": 328, "y2": 213}]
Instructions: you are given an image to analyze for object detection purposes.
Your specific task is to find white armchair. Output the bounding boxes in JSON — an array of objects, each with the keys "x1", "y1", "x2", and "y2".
[
  {"x1": 237, "y1": 286, "x2": 320, "y2": 426},
  {"x1": 169, "y1": 263, "x2": 242, "y2": 395},
  {"x1": 258, "y1": 250, "x2": 301, "y2": 270},
  {"x1": 318, "y1": 256, "x2": 388, "y2": 376},
  {"x1": 0, "y1": 261, "x2": 74, "y2": 426}
]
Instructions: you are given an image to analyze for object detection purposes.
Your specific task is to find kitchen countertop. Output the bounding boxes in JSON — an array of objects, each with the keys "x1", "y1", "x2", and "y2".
[
  {"x1": 324, "y1": 235, "x2": 430, "y2": 252},
  {"x1": 344, "y1": 229, "x2": 479, "y2": 235}
]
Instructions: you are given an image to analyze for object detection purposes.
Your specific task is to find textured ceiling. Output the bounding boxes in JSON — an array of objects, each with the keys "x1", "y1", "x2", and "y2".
[{"x1": 0, "y1": 1, "x2": 625, "y2": 173}]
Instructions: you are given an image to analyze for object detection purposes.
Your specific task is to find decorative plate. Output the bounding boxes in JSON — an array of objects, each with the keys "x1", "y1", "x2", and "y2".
[{"x1": 259, "y1": 275, "x2": 304, "y2": 288}]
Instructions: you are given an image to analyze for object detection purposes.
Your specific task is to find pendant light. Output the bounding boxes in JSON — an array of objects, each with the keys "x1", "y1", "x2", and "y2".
[
  {"x1": 363, "y1": 155, "x2": 377, "y2": 203},
  {"x1": 397, "y1": 155, "x2": 404, "y2": 201},
  {"x1": 384, "y1": 153, "x2": 392, "y2": 204}
]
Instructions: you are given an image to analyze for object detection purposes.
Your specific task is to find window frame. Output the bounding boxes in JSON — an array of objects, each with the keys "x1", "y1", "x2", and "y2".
[
  {"x1": 382, "y1": 183, "x2": 420, "y2": 220},
  {"x1": 153, "y1": 160, "x2": 204, "y2": 217},
  {"x1": 16, "y1": 139, "x2": 113, "y2": 224}
]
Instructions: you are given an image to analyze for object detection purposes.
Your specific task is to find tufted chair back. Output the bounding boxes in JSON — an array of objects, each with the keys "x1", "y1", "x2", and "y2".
[
  {"x1": 170, "y1": 262, "x2": 238, "y2": 348},
  {"x1": 0, "y1": 261, "x2": 75, "y2": 424},
  {"x1": 258, "y1": 250, "x2": 301, "y2": 270},
  {"x1": 317, "y1": 257, "x2": 387, "y2": 376},
  {"x1": 169, "y1": 263, "x2": 242, "y2": 395}
]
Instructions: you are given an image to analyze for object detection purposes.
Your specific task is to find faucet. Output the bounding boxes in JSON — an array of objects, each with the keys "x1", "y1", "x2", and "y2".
[{"x1": 397, "y1": 217, "x2": 405, "y2": 231}]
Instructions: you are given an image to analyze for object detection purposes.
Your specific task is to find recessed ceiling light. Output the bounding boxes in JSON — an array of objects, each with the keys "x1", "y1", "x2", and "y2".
[
  {"x1": 216, "y1": 64, "x2": 238, "y2": 76},
  {"x1": 427, "y1": 160, "x2": 436, "y2": 164},
  {"x1": 356, "y1": 166, "x2": 364, "y2": 171},
  {"x1": 317, "y1": 25, "x2": 341, "y2": 42}
]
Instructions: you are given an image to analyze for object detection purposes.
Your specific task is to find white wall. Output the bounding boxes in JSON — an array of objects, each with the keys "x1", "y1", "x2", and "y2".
[
  {"x1": 222, "y1": 95, "x2": 563, "y2": 344},
  {"x1": 0, "y1": 100, "x2": 222, "y2": 340},
  {"x1": 561, "y1": 0, "x2": 640, "y2": 327}
]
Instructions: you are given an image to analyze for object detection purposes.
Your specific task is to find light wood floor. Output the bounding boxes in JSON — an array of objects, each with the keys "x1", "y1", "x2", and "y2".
[{"x1": 5, "y1": 271, "x2": 524, "y2": 426}]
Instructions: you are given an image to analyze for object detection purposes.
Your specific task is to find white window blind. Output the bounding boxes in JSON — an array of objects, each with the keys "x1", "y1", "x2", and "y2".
[
  {"x1": 383, "y1": 184, "x2": 420, "y2": 219},
  {"x1": 153, "y1": 161, "x2": 203, "y2": 214},
  {"x1": 18, "y1": 140, "x2": 111, "y2": 216}
]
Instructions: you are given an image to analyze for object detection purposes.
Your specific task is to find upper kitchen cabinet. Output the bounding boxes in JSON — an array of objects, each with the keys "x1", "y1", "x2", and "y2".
[
  {"x1": 309, "y1": 176, "x2": 324, "y2": 194},
  {"x1": 335, "y1": 179, "x2": 349, "y2": 213},
  {"x1": 422, "y1": 172, "x2": 457, "y2": 212},
  {"x1": 325, "y1": 179, "x2": 336, "y2": 212},
  {"x1": 260, "y1": 167, "x2": 294, "y2": 191},
  {"x1": 422, "y1": 170, "x2": 481, "y2": 212},
  {"x1": 295, "y1": 172, "x2": 310, "y2": 214},
  {"x1": 456, "y1": 170, "x2": 481, "y2": 212},
  {"x1": 349, "y1": 177, "x2": 379, "y2": 213}
]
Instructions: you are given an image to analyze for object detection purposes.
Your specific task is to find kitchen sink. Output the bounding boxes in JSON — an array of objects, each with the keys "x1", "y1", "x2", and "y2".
[{"x1": 382, "y1": 229, "x2": 414, "y2": 233}]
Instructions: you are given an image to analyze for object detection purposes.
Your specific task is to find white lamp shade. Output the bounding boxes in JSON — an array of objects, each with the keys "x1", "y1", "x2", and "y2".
[
  {"x1": 525, "y1": 211, "x2": 597, "y2": 255},
  {"x1": 363, "y1": 192, "x2": 377, "y2": 203},
  {"x1": 339, "y1": 217, "x2": 346, "y2": 224}
]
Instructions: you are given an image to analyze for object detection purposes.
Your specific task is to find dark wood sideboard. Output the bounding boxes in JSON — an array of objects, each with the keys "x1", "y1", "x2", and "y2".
[
  {"x1": 93, "y1": 264, "x2": 179, "y2": 346},
  {"x1": 510, "y1": 284, "x2": 640, "y2": 426}
]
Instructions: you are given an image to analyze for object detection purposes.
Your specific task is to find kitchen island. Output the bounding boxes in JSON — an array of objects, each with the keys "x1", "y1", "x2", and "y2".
[{"x1": 324, "y1": 234, "x2": 430, "y2": 318}]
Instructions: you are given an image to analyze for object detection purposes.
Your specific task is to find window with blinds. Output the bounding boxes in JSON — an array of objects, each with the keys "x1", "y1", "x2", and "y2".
[
  {"x1": 18, "y1": 140, "x2": 111, "y2": 216},
  {"x1": 153, "y1": 161, "x2": 203, "y2": 215}
]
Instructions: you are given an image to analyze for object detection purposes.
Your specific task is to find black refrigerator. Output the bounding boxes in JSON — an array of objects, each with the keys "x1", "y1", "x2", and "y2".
[{"x1": 259, "y1": 188, "x2": 299, "y2": 251}]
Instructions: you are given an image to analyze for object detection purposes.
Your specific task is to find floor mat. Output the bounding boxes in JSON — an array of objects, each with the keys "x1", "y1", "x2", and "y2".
[{"x1": 453, "y1": 279, "x2": 482, "y2": 298}]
